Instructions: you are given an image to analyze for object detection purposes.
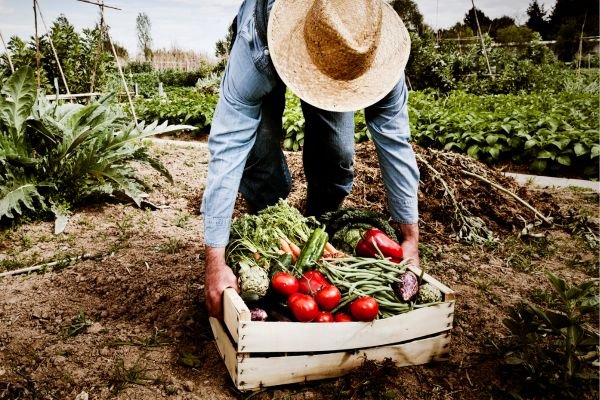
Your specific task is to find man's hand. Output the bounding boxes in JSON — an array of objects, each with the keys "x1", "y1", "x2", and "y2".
[
  {"x1": 204, "y1": 246, "x2": 239, "y2": 319},
  {"x1": 394, "y1": 223, "x2": 420, "y2": 267}
]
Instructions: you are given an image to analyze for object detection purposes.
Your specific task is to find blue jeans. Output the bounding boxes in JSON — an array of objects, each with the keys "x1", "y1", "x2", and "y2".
[
  {"x1": 201, "y1": 0, "x2": 354, "y2": 247},
  {"x1": 238, "y1": 83, "x2": 355, "y2": 217}
]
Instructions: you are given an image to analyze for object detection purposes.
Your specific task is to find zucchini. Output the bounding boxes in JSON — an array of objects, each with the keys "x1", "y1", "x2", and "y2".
[{"x1": 296, "y1": 227, "x2": 329, "y2": 273}]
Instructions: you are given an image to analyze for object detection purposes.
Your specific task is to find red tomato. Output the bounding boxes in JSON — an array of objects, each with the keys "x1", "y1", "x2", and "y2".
[
  {"x1": 314, "y1": 311, "x2": 334, "y2": 322},
  {"x1": 304, "y1": 270, "x2": 328, "y2": 283},
  {"x1": 287, "y1": 293, "x2": 319, "y2": 322},
  {"x1": 333, "y1": 312, "x2": 354, "y2": 322},
  {"x1": 271, "y1": 272, "x2": 299, "y2": 297},
  {"x1": 298, "y1": 271, "x2": 328, "y2": 295},
  {"x1": 315, "y1": 285, "x2": 341, "y2": 311},
  {"x1": 349, "y1": 297, "x2": 379, "y2": 321},
  {"x1": 287, "y1": 292, "x2": 304, "y2": 305}
]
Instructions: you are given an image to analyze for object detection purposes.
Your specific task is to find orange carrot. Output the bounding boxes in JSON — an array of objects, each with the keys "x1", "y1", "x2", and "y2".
[
  {"x1": 287, "y1": 240, "x2": 301, "y2": 261},
  {"x1": 279, "y1": 238, "x2": 293, "y2": 255},
  {"x1": 324, "y1": 242, "x2": 337, "y2": 255}
]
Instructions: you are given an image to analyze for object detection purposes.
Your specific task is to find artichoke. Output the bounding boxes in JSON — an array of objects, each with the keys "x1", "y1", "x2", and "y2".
[
  {"x1": 416, "y1": 283, "x2": 443, "y2": 304},
  {"x1": 238, "y1": 261, "x2": 269, "y2": 301}
]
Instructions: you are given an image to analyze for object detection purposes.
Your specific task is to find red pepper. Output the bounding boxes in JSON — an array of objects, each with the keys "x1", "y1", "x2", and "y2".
[{"x1": 355, "y1": 228, "x2": 403, "y2": 261}]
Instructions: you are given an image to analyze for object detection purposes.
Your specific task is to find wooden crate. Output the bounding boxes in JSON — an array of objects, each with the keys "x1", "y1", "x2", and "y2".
[{"x1": 209, "y1": 265, "x2": 455, "y2": 390}]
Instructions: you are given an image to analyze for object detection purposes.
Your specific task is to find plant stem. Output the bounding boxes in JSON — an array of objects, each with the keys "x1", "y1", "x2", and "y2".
[{"x1": 461, "y1": 169, "x2": 552, "y2": 225}]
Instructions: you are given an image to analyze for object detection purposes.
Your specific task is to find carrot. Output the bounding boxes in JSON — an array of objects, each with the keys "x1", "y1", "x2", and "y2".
[
  {"x1": 324, "y1": 242, "x2": 337, "y2": 256},
  {"x1": 287, "y1": 240, "x2": 302, "y2": 261},
  {"x1": 279, "y1": 238, "x2": 293, "y2": 256}
]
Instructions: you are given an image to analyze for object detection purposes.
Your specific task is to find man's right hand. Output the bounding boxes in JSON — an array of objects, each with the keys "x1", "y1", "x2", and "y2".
[{"x1": 204, "y1": 246, "x2": 239, "y2": 319}]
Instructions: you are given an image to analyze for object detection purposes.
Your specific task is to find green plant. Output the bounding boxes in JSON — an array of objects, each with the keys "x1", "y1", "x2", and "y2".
[
  {"x1": 134, "y1": 87, "x2": 217, "y2": 131},
  {"x1": 501, "y1": 272, "x2": 599, "y2": 399},
  {"x1": 158, "y1": 237, "x2": 181, "y2": 254},
  {"x1": 63, "y1": 310, "x2": 92, "y2": 338},
  {"x1": 108, "y1": 357, "x2": 157, "y2": 394},
  {"x1": 0, "y1": 67, "x2": 192, "y2": 223},
  {"x1": 410, "y1": 90, "x2": 600, "y2": 177},
  {"x1": 282, "y1": 90, "x2": 304, "y2": 151},
  {"x1": 174, "y1": 211, "x2": 190, "y2": 228}
]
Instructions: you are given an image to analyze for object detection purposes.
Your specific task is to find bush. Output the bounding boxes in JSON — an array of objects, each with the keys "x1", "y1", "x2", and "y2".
[{"x1": 0, "y1": 67, "x2": 191, "y2": 222}]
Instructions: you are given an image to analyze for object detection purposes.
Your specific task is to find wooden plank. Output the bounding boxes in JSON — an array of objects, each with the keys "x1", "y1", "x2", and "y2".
[
  {"x1": 237, "y1": 301, "x2": 454, "y2": 353},
  {"x1": 408, "y1": 265, "x2": 456, "y2": 301},
  {"x1": 222, "y1": 288, "x2": 251, "y2": 345},
  {"x1": 237, "y1": 332, "x2": 451, "y2": 390},
  {"x1": 209, "y1": 317, "x2": 240, "y2": 386},
  {"x1": 45, "y1": 92, "x2": 103, "y2": 100}
]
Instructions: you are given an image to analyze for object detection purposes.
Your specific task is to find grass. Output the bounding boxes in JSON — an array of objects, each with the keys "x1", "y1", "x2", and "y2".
[
  {"x1": 158, "y1": 238, "x2": 182, "y2": 254},
  {"x1": 108, "y1": 357, "x2": 158, "y2": 394},
  {"x1": 174, "y1": 211, "x2": 190, "y2": 228},
  {"x1": 108, "y1": 328, "x2": 169, "y2": 349},
  {"x1": 63, "y1": 311, "x2": 92, "y2": 338}
]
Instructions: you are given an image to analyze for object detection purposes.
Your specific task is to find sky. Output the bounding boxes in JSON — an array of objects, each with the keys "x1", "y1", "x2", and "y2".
[{"x1": 0, "y1": 0, "x2": 558, "y2": 58}]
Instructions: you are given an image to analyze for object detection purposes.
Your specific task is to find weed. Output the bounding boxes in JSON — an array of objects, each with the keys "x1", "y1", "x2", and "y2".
[
  {"x1": 159, "y1": 238, "x2": 181, "y2": 254},
  {"x1": 500, "y1": 272, "x2": 599, "y2": 399},
  {"x1": 62, "y1": 311, "x2": 92, "y2": 338},
  {"x1": 174, "y1": 212, "x2": 190, "y2": 228},
  {"x1": 498, "y1": 235, "x2": 555, "y2": 272},
  {"x1": 108, "y1": 328, "x2": 169, "y2": 349},
  {"x1": 115, "y1": 215, "x2": 134, "y2": 242},
  {"x1": 108, "y1": 357, "x2": 157, "y2": 394},
  {"x1": 20, "y1": 233, "x2": 32, "y2": 250}
]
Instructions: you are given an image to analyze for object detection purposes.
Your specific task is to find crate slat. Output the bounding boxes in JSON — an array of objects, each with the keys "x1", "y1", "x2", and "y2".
[
  {"x1": 209, "y1": 317, "x2": 241, "y2": 386},
  {"x1": 236, "y1": 301, "x2": 454, "y2": 353},
  {"x1": 223, "y1": 288, "x2": 251, "y2": 343},
  {"x1": 236, "y1": 332, "x2": 451, "y2": 390}
]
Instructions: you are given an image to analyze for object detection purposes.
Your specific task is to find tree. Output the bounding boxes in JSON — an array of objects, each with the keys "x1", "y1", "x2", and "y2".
[
  {"x1": 496, "y1": 25, "x2": 534, "y2": 43},
  {"x1": 389, "y1": 0, "x2": 427, "y2": 34},
  {"x1": 136, "y1": 12, "x2": 153, "y2": 61},
  {"x1": 464, "y1": 7, "x2": 492, "y2": 34},
  {"x1": 490, "y1": 16, "x2": 516, "y2": 38},
  {"x1": 439, "y1": 23, "x2": 475, "y2": 40},
  {"x1": 549, "y1": 0, "x2": 599, "y2": 61},
  {"x1": 526, "y1": 0, "x2": 550, "y2": 39}
]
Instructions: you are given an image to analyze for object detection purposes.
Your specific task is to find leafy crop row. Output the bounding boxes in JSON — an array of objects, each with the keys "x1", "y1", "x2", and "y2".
[
  {"x1": 134, "y1": 87, "x2": 218, "y2": 132},
  {"x1": 410, "y1": 90, "x2": 599, "y2": 176},
  {"x1": 278, "y1": 89, "x2": 598, "y2": 177}
]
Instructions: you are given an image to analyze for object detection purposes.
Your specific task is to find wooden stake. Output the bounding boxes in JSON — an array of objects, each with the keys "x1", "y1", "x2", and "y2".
[
  {"x1": 0, "y1": 30, "x2": 14, "y2": 73},
  {"x1": 35, "y1": 0, "x2": 71, "y2": 95},
  {"x1": 33, "y1": 0, "x2": 41, "y2": 87},
  {"x1": 471, "y1": 0, "x2": 493, "y2": 76}
]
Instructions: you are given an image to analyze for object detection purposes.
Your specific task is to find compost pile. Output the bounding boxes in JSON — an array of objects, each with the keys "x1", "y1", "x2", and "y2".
[{"x1": 286, "y1": 141, "x2": 560, "y2": 245}]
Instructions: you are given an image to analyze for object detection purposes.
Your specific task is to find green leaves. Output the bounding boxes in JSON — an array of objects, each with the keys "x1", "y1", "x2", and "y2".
[
  {"x1": 0, "y1": 68, "x2": 193, "y2": 221},
  {"x1": 410, "y1": 90, "x2": 599, "y2": 176},
  {"x1": 0, "y1": 66, "x2": 36, "y2": 136},
  {"x1": 0, "y1": 179, "x2": 45, "y2": 219}
]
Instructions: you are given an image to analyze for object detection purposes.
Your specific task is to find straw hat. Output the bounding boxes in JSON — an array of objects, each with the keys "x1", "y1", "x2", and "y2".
[{"x1": 268, "y1": 0, "x2": 411, "y2": 112}]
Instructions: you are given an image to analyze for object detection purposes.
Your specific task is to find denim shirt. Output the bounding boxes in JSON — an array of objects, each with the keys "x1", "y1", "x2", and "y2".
[{"x1": 201, "y1": 0, "x2": 419, "y2": 248}]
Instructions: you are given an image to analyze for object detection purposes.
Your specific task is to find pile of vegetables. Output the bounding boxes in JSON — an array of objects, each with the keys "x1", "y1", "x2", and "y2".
[{"x1": 226, "y1": 200, "x2": 443, "y2": 322}]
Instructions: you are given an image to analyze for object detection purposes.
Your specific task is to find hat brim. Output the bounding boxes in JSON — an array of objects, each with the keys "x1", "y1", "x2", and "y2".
[{"x1": 268, "y1": 0, "x2": 410, "y2": 112}]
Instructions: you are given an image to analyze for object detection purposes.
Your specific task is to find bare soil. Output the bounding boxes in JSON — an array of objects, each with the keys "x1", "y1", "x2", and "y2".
[{"x1": 0, "y1": 141, "x2": 598, "y2": 400}]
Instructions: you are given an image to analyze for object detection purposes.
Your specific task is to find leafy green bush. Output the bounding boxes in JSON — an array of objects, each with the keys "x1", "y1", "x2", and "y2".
[
  {"x1": 134, "y1": 87, "x2": 217, "y2": 131},
  {"x1": 410, "y1": 90, "x2": 599, "y2": 177},
  {"x1": 501, "y1": 272, "x2": 599, "y2": 399},
  {"x1": 0, "y1": 67, "x2": 191, "y2": 222},
  {"x1": 406, "y1": 31, "x2": 574, "y2": 95}
]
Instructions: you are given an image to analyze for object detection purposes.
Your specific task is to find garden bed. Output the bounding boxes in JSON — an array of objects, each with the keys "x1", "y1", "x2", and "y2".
[{"x1": 0, "y1": 141, "x2": 598, "y2": 400}]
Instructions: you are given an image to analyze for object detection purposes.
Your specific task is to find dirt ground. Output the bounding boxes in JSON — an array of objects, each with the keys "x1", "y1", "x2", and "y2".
[{"x1": 0, "y1": 140, "x2": 598, "y2": 400}]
